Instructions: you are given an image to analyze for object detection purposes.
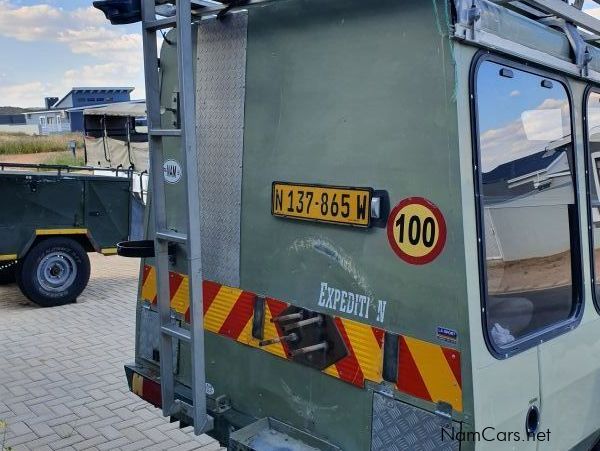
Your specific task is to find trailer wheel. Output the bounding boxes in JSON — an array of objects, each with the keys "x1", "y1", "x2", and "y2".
[
  {"x1": 0, "y1": 260, "x2": 17, "y2": 285},
  {"x1": 17, "y1": 238, "x2": 90, "y2": 307}
]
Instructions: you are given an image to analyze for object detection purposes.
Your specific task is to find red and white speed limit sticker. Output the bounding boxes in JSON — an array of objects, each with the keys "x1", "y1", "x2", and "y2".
[{"x1": 386, "y1": 197, "x2": 447, "y2": 265}]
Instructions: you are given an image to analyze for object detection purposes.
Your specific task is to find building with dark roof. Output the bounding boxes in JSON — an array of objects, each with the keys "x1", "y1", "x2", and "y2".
[{"x1": 23, "y1": 87, "x2": 134, "y2": 135}]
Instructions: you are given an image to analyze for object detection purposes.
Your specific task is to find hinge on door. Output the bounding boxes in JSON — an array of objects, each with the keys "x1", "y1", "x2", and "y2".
[{"x1": 165, "y1": 91, "x2": 181, "y2": 129}]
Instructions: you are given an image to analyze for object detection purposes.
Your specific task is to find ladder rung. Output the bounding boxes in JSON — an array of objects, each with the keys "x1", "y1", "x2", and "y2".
[
  {"x1": 144, "y1": 16, "x2": 177, "y2": 31},
  {"x1": 149, "y1": 129, "x2": 182, "y2": 137},
  {"x1": 156, "y1": 230, "x2": 188, "y2": 244},
  {"x1": 162, "y1": 324, "x2": 191, "y2": 342}
]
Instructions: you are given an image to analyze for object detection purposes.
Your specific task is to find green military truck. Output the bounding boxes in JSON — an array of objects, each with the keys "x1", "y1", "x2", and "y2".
[
  {"x1": 96, "y1": 0, "x2": 600, "y2": 449},
  {"x1": 0, "y1": 163, "x2": 133, "y2": 307}
]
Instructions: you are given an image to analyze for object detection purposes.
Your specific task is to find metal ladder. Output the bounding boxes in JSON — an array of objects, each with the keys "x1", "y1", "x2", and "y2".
[{"x1": 140, "y1": 0, "x2": 213, "y2": 435}]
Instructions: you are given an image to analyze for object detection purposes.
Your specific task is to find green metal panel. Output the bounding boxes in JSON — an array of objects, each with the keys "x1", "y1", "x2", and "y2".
[
  {"x1": 84, "y1": 178, "x2": 131, "y2": 248},
  {"x1": 0, "y1": 173, "x2": 84, "y2": 256},
  {"x1": 157, "y1": 0, "x2": 473, "y2": 449},
  {"x1": 204, "y1": 333, "x2": 373, "y2": 451},
  {"x1": 0, "y1": 171, "x2": 131, "y2": 256},
  {"x1": 240, "y1": 0, "x2": 467, "y2": 343}
]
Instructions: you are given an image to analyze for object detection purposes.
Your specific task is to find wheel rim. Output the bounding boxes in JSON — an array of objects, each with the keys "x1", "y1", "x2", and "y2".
[{"x1": 36, "y1": 252, "x2": 77, "y2": 292}]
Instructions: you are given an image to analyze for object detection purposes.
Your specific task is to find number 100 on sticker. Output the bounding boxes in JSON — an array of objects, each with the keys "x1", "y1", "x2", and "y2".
[{"x1": 272, "y1": 182, "x2": 372, "y2": 227}]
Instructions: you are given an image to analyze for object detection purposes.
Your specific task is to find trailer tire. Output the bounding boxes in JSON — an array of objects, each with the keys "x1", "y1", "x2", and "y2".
[
  {"x1": 17, "y1": 238, "x2": 90, "y2": 307},
  {"x1": 0, "y1": 260, "x2": 17, "y2": 285}
]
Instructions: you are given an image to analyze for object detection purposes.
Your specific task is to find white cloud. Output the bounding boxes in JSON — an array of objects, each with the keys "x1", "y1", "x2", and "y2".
[
  {"x1": 0, "y1": 2, "x2": 142, "y2": 60},
  {"x1": 0, "y1": 1, "x2": 144, "y2": 106},
  {"x1": 510, "y1": 90, "x2": 520, "y2": 97},
  {"x1": 0, "y1": 81, "x2": 47, "y2": 108},
  {"x1": 57, "y1": 27, "x2": 142, "y2": 63},
  {"x1": 62, "y1": 63, "x2": 140, "y2": 89},
  {"x1": 0, "y1": 1, "x2": 62, "y2": 41},
  {"x1": 480, "y1": 98, "x2": 570, "y2": 172}
]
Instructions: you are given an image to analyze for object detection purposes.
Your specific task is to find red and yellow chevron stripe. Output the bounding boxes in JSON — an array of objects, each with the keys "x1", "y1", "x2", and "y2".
[
  {"x1": 140, "y1": 265, "x2": 384, "y2": 387},
  {"x1": 397, "y1": 335, "x2": 462, "y2": 412},
  {"x1": 140, "y1": 265, "x2": 461, "y2": 411}
]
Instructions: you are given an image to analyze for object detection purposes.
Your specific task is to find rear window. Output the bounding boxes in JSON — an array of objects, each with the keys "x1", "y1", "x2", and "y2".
[{"x1": 473, "y1": 59, "x2": 580, "y2": 355}]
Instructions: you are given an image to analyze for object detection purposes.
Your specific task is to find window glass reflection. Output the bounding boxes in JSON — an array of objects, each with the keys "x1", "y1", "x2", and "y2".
[{"x1": 476, "y1": 61, "x2": 577, "y2": 349}]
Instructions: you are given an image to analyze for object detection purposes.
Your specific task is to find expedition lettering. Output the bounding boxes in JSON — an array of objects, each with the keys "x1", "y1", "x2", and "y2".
[{"x1": 318, "y1": 282, "x2": 387, "y2": 324}]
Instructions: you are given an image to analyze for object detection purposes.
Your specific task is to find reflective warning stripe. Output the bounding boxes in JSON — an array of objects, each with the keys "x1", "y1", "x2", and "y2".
[
  {"x1": 100, "y1": 248, "x2": 118, "y2": 255},
  {"x1": 139, "y1": 264, "x2": 461, "y2": 412},
  {"x1": 397, "y1": 336, "x2": 462, "y2": 412},
  {"x1": 35, "y1": 228, "x2": 88, "y2": 235},
  {"x1": 0, "y1": 254, "x2": 17, "y2": 262}
]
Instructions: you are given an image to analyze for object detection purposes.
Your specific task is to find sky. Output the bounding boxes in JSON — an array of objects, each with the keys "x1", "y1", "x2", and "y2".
[
  {"x1": 0, "y1": 0, "x2": 145, "y2": 108},
  {"x1": 1, "y1": 1, "x2": 600, "y2": 108}
]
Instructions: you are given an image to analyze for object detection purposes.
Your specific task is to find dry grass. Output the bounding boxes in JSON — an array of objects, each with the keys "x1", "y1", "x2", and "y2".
[
  {"x1": 41, "y1": 152, "x2": 85, "y2": 167},
  {"x1": 0, "y1": 132, "x2": 84, "y2": 155}
]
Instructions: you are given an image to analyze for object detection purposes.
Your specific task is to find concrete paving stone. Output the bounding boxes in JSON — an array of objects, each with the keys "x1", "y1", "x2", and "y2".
[
  {"x1": 9, "y1": 402, "x2": 32, "y2": 416},
  {"x1": 74, "y1": 423, "x2": 99, "y2": 440},
  {"x1": 49, "y1": 403, "x2": 72, "y2": 417},
  {"x1": 0, "y1": 255, "x2": 219, "y2": 451},
  {"x1": 27, "y1": 397, "x2": 56, "y2": 412},
  {"x1": 53, "y1": 422, "x2": 77, "y2": 438},
  {"x1": 66, "y1": 414, "x2": 101, "y2": 428},
  {"x1": 141, "y1": 427, "x2": 169, "y2": 443},
  {"x1": 5, "y1": 431, "x2": 37, "y2": 447},
  {"x1": 46, "y1": 414, "x2": 79, "y2": 427},
  {"x1": 73, "y1": 435, "x2": 106, "y2": 450},
  {"x1": 119, "y1": 426, "x2": 146, "y2": 442},
  {"x1": 85, "y1": 414, "x2": 120, "y2": 430},
  {"x1": 28, "y1": 445, "x2": 53, "y2": 451},
  {"x1": 26, "y1": 420, "x2": 54, "y2": 437},
  {"x1": 71, "y1": 405, "x2": 94, "y2": 419},
  {"x1": 144, "y1": 442, "x2": 182, "y2": 451},
  {"x1": 96, "y1": 436, "x2": 130, "y2": 450},
  {"x1": 98, "y1": 424, "x2": 122, "y2": 441},
  {"x1": 7, "y1": 421, "x2": 32, "y2": 436},
  {"x1": 48, "y1": 432, "x2": 86, "y2": 450},
  {"x1": 118, "y1": 437, "x2": 155, "y2": 451}
]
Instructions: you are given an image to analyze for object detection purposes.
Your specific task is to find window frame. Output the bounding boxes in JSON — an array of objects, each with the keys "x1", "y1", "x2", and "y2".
[
  {"x1": 470, "y1": 52, "x2": 584, "y2": 359},
  {"x1": 582, "y1": 85, "x2": 600, "y2": 314}
]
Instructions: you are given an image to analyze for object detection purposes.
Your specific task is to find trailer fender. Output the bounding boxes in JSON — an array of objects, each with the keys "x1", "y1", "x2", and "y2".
[{"x1": 18, "y1": 228, "x2": 103, "y2": 258}]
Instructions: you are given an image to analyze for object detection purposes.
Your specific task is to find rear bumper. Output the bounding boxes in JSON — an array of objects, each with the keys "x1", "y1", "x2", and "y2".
[{"x1": 124, "y1": 363, "x2": 254, "y2": 445}]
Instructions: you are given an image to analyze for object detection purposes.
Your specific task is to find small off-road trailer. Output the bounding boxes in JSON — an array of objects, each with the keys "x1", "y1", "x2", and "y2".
[
  {"x1": 0, "y1": 163, "x2": 133, "y2": 307},
  {"x1": 96, "y1": 0, "x2": 600, "y2": 449}
]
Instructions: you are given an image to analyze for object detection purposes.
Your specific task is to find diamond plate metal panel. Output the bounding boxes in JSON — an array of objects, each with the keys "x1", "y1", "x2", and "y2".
[
  {"x1": 195, "y1": 14, "x2": 247, "y2": 287},
  {"x1": 371, "y1": 393, "x2": 460, "y2": 451}
]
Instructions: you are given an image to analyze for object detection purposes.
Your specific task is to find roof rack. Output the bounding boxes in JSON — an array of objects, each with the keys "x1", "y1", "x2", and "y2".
[
  {"x1": 488, "y1": 0, "x2": 600, "y2": 36},
  {"x1": 454, "y1": 0, "x2": 600, "y2": 77}
]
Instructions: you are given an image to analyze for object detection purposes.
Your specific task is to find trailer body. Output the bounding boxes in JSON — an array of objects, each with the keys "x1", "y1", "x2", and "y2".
[{"x1": 0, "y1": 164, "x2": 133, "y2": 306}]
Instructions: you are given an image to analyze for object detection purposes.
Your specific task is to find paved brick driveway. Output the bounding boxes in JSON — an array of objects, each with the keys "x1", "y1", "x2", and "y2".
[{"x1": 0, "y1": 254, "x2": 221, "y2": 451}]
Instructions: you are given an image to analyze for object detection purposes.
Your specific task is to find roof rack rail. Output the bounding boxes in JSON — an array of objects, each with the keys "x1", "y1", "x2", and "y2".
[
  {"x1": 454, "y1": 0, "x2": 600, "y2": 77},
  {"x1": 487, "y1": 0, "x2": 600, "y2": 36}
]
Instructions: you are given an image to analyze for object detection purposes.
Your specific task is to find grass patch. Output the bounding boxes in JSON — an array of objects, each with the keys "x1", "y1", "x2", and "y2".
[
  {"x1": 0, "y1": 132, "x2": 84, "y2": 155},
  {"x1": 41, "y1": 152, "x2": 85, "y2": 167}
]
